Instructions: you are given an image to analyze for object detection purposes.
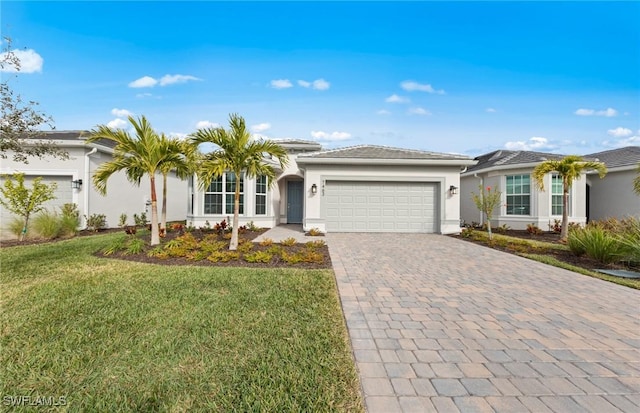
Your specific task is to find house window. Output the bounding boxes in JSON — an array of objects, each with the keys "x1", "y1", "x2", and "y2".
[
  {"x1": 255, "y1": 175, "x2": 267, "y2": 215},
  {"x1": 204, "y1": 173, "x2": 243, "y2": 214},
  {"x1": 551, "y1": 174, "x2": 570, "y2": 215},
  {"x1": 506, "y1": 174, "x2": 530, "y2": 215}
]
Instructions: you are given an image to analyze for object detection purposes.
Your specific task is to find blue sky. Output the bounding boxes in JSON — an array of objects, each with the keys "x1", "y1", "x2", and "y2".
[{"x1": 2, "y1": 1, "x2": 639, "y2": 156}]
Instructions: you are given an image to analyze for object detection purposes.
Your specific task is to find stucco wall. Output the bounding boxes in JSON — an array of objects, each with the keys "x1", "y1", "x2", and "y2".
[{"x1": 588, "y1": 169, "x2": 640, "y2": 221}]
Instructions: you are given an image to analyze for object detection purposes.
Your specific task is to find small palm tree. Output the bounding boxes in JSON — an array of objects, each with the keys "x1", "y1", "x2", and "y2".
[
  {"x1": 158, "y1": 135, "x2": 194, "y2": 234},
  {"x1": 190, "y1": 113, "x2": 288, "y2": 250},
  {"x1": 86, "y1": 116, "x2": 184, "y2": 246},
  {"x1": 532, "y1": 155, "x2": 607, "y2": 241}
]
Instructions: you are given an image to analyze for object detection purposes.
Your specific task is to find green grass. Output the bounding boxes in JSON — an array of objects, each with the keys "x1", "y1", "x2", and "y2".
[{"x1": 1, "y1": 234, "x2": 363, "y2": 412}]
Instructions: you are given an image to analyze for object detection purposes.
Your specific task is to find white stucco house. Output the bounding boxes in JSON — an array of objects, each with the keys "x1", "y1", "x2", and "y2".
[
  {"x1": 187, "y1": 140, "x2": 476, "y2": 234},
  {"x1": 460, "y1": 146, "x2": 640, "y2": 230},
  {"x1": 1, "y1": 131, "x2": 188, "y2": 238}
]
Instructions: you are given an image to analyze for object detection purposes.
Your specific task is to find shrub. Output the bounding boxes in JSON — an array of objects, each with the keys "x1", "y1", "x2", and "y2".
[
  {"x1": 133, "y1": 212, "x2": 148, "y2": 227},
  {"x1": 301, "y1": 250, "x2": 324, "y2": 263},
  {"x1": 570, "y1": 226, "x2": 621, "y2": 264},
  {"x1": 147, "y1": 246, "x2": 168, "y2": 259},
  {"x1": 247, "y1": 221, "x2": 260, "y2": 232},
  {"x1": 281, "y1": 237, "x2": 296, "y2": 246},
  {"x1": 460, "y1": 227, "x2": 474, "y2": 238},
  {"x1": 32, "y1": 210, "x2": 61, "y2": 239},
  {"x1": 244, "y1": 251, "x2": 273, "y2": 263},
  {"x1": 102, "y1": 236, "x2": 127, "y2": 255},
  {"x1": 85, "y1": 213, "x2": 107, "y2": 232},
  {"x1": 549, "y1": 219, "x2": 562, "y2": 233},
  {"x1": 6, "y1": 217, "x2": 28, "y2": 238},
  {"x1": 207, "y1": 251, "x2": 239, "y2": 263},
  {"x1": 615, "y1": 217, "x2": 640, "y2": 264},
  {"x1": 238, "y1": 241, "x2": 254, "y2": 253},
  {"x1": 200, "y1": 240, "x2": 227, "y2": 254},
  {"x1": 305, "y1": 240, "x2": 326, "y2": 249},
  {"x1": 59, "y1": 203, "x2": 80, "y2": 237},
  {"x1": 526, "y1": 223, "x2": 543, "y2": 235},
  {"x1": 118, "y1": 213, "x2": 128, "y2": 228},
  {"x1": 185, "y1": 250, "x2": 209, "y2": 261},
  {"x1": 281, "y1": 251, "x2": 303, "y2": 264},
  {"x1": 567, "y1": 228, "x2": 586, "y2": 256},
  {"x1": 259, "y1": 238, "x2": 274, "y2": 247},
  {"x1": 494, "y1": 224, "x2": 510, "y2": 235},
  {"x1": 308, "y1": 227, "x2": 323, "y2": 236},
  {"x1": 124, "y1": 238, "x2": 146, "y2": 255},
  {"x1": 266, "y1": 245, "x2": 283, "y2": 256}
]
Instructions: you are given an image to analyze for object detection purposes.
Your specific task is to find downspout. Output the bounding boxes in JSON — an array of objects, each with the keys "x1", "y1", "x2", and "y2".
[
  {"x1": 474, "y1": 173, "x2": 484, "y2": 226},
  {"x1": 84, "y1": 147, "x2": 98, "y2": 227}
]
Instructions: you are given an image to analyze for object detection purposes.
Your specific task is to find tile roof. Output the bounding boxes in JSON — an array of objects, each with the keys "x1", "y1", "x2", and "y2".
[
  {"x1": 466, "y1": 150, "x2": 567, "y2": 173},
  {"x1": 585, "y1": 146, "x2": 640, "y2": 169},
  {"x1": 28, "y1": 130, "x2": 116, "y2": 148},
  {"x1": 297, "y1": 144, "x2": 472, "y2": 160}
]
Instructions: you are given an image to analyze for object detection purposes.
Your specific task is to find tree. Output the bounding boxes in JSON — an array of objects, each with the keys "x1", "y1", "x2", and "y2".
[
  {"x1": 0, "y1": 37, "x2": 67, "y2": 163},
  {"x1": 0, "y1": 173, "x2": 57, "y2": 241},
  {"x1": 85, "y1": 116, "x2": 184, "y2": 246},
  {"x1": 533, "y1": 155, "x2": 607, "y2": 241},
  {"x1": 634, "y1": 164, "x2": 640, "y2": 196},
  {"x1": 471, "y1": 185, "x2": 502, "y2": 240},
  {"x1": 190, "y1": 113, "x2": 288, "y2": 250}
]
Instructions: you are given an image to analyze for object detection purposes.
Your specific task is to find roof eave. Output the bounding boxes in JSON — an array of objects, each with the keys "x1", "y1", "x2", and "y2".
[{"x1": 296, "y1": 157, "x2": 477, "y2": 166}]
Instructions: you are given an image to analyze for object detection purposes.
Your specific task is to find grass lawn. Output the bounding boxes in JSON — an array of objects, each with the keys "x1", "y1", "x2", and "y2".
[{"x1": 1, "y1": 233, "x2": 363, "y2": 412}]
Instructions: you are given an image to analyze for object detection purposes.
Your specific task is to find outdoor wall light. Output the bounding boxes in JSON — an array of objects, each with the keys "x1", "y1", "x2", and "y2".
[
  {"x1": 449, "y1": 185, "x2": 458, "y2": 195},
  {"x1": 71, "y1": 179, "x2": 83, "y2": 190},
  {"x1": 311, "y1": 183, "x2": 318, "y2": 194}
]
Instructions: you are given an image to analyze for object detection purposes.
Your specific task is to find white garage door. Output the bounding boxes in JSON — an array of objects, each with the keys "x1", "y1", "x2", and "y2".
[
  {"x1": 324, "y1": 181, "x2": 438, "y2": 233},
  {"x1": 1, "y1": 175, "x2": 73, "y2": 237}
]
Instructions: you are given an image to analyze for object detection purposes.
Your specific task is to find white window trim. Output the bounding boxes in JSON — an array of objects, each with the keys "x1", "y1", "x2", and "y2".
[
  {"x1": 255, "y1": 175, "x2": 268, "y2": 216},
  {"x1": 203, "y1": 173, "x2": 245, "y2": 216},
  {"x1": 504, "y1": 174, "x2": 532, "y2": 216}
]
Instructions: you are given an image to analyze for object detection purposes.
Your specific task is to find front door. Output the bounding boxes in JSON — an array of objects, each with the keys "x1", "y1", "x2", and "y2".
[{"x1": 287, "y1": 181, "x2": 303, "y2": 224}]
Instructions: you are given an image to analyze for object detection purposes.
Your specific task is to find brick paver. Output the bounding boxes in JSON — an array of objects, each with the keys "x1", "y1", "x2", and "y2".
[{"x1": 327, "y1": 233, "x2": 640, "y2": 413}]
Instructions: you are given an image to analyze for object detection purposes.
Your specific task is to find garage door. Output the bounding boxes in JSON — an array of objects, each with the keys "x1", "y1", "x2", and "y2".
[
  {"x1": 1, "y1": 175, "x2": 73, "y2": 237},
  {"x1": 324, "y1": 181, "x2": 438, "y2": 232}
]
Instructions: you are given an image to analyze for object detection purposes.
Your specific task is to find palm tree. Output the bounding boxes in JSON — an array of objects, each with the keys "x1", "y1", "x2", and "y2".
[
  {"x1": 532, "y1": 155, "x2": 607, "y2": 241},
  {"x1": 158, "y1": 135, "x2": 195, "y2": 234},
  {"x1": 190, "y1": 113, "x2": 288, "y2": 250},
  {"x1": 634, "y1": 164, "x2": 640, "y2": 196},
  {"x1": 86, "y1": 116, "x2": 184, "y2": 246}
]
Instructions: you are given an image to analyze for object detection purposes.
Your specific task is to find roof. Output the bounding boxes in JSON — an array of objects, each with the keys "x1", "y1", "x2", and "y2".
[
  {"x1": 25, "y1": 130, "x2": 116, "y2": 149},
  {"x1": 464, "y1": 149, "x2": 607, "y2": 175},
  {"x1": 272, "y1": 139, "x2": 322, "y2": 152},
  {"x1": 585, "y1": 146, "x2": 640, "y2": 169},
  {"x1": 298, "y1": 144, "x2": 473, "y2": 161}
]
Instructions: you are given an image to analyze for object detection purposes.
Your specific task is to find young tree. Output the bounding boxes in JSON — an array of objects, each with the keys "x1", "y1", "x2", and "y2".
[
  {"x1": 471, "y1": 185, "x2": 502, "y2": 240},
  {"x1": 0, "y1": 37, "x2": 67, "y2": 163},
  {"x1": 85, "y1": 116, "x2": 184, "y2": 246},
  {"x1": 0, "y1": 173, "x2": 57, "y2": 241},
  {"x1": 532, "y1": 155, "x2": 607, "y2": 241},
  {"x1": 190, "y1": 113, "x2": 288, "y2": 250}
]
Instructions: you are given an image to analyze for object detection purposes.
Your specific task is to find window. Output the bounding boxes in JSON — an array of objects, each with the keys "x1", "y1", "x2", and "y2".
[
  {"x1": 204, "y1": 173, "x2": 243, "y2": 214},
  {"x1": 506, "y1": 174, "x2": 530, "y2": 215},
  {"x1": 551, "y1": 174, "x2": 570, "y2": 215},
  {"x1": 255, "y1": 175, "x2": 267, "y2": 215}
]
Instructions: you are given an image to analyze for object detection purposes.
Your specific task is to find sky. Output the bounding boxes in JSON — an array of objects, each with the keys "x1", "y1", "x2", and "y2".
[{"x1": 1, "y1": 1, "x2": 639, "y2": 157}]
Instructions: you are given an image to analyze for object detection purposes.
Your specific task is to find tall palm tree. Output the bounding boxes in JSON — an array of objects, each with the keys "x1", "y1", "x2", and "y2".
[
  {"x1": 86, "y1": 116, "x2": 183, "y2": 245},
  {"x1": 190, "y1": 113, "x2": 288, "y2": 250},
  {"x1": 158, "y1": 135, "x2": 195, "y2": 234},
  {"x1": 532, "y1": 155, "x2": 607, "y2": 241}
]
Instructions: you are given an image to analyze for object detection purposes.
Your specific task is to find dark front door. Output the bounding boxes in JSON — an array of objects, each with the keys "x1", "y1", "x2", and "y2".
[{"x1": 287, "y1": 181, "x2": 303, "y2": 224}]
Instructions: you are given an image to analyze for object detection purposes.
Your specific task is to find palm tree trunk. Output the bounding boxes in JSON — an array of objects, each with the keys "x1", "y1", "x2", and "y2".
[
  {"x1": 560, "y1": 178, "x2": 569, "y2": 241},
  {"x1": 150, "y1": 176, "x2": 160, "y2": 246},
  {"x1": 230, "y1": 173, "x2": 240, "y2": 250},
  {"x1": 161, "y1": 172, "x2": 167, "y2": 234}
]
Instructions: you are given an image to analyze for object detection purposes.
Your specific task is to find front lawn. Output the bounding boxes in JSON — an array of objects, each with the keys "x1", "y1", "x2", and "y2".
[{"x1": 1, "y1": 233, "x2": 363, "y2": 412}]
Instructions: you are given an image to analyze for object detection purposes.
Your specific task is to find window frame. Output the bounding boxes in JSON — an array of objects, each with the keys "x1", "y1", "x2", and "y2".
[
  {"x1": 255, "y1": 175, "x2": 268, "y2": 215},
  {"x1": 203, "y1": 172, "x2": 244, "y2": 215},
  {"x1": 505, "y1": 174, "x2": 531, "y2": 216},
  {"x1": 551, "y1": 174, "x2": 570, "y2": 216}
]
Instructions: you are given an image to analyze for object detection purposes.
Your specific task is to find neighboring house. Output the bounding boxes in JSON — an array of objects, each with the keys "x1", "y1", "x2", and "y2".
[
  {"x1": 188, "y1": 141, "x2": 476, "y2": 234},
  {"x1": 0, "y1": 131, "x2": 188, "y2": 239},
  {"x1": 585, "y1": 146, "x2": 640, "y2": 221},
  {"x1": 460, "y1": 146, "x2": 640, "y2": 231}
]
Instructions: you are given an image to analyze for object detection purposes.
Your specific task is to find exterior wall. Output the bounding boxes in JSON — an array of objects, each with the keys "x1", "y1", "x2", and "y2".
[
  {"x1": 588, "y1": 169, "x2": 640, "y2": 221},
  {"x1": 461, "y1": 168, "x2": 587, "y2": 231},
  {"x1": 1, "y1": 145, "x2": 188, "y2": 238},
  {"x1": 302, "y1": 164, "x2": 463, "y2": 234}
]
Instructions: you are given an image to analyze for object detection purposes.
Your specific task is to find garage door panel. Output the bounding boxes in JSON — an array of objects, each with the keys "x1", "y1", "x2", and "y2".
[{"x1": 325, "y1": 181, "x2": 438, "y2": 233}]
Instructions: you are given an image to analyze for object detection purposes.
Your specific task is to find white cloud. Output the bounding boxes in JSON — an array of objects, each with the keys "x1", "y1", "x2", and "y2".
[
  {"x1": 376, "y1": 109, "x2": 391, "y2": 115},
  {"x1": 385, "y1": 94, "x2": 409, "y2": 103},
  {"x1": 504, "y1": 136, "x2": 557, "y2": 151},
  {"x1": 111, "y1": 108, "x2": 133, "y2": 118},
  {"x1": 312, "y1": 78, "x2": 330, "y2": 90},
  {"x1": 574, "y1": 107, "x2": 618, "y2": 117},
  {"x1": 251, "y1": 122, "x2": 271, "y2": 133},
  {"x1": 607, "y1": 127, "x2": 633, "y2": 137},
  {"x1": 135, "y1": 93, "x2": 153, "y2": 98},
  {"x1": 159, "y1": 74, "x2": 201, "y2": 86},
  {"x1": 603, "y1": 134, "x2": 640, "y2": 148},
  {"x1": 128, "y1": 76, "x2": 158, "y2": 88},
  {"x1": 107, "y1": 118, "x2": 128, "y2": 129},
  {"x1": 270, "y1": 79, "x2": 293, "y2": 89},
  {"x1": 486, "y1": 108, "x2": 497, "y2": 113},
  {"x1": 400, "y1": 80, "x2": 445, "y2": 94},
  {"x1": 310, "y1": 130, "x2": 352, "y2": 141},
  {"x1": 168, "y1": 132, "x2": 188, "y2": 140},
  {"x1": 196, "y1": 120, "x2": 219, "y2": 130},
  {"x1": 297, "y1": 80, "x2": 311, "y2": 88},
  {"x1": 408, "y1": 107, "x2": 431, "y2": 116},
  {"x1": 0, "y1": 49, "x2": 44, "y2": 73}
]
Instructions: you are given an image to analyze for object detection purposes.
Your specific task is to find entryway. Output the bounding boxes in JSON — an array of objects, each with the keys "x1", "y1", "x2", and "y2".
[{"x1": 287, "y1": 181, "x2": 303, "y2": 224}]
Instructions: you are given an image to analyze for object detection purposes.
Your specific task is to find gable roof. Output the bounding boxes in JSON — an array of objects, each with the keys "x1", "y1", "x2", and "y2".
[
  {"x1": 586, "y1": 146, "x2": 640, "y2": 169},
  {"x1": 297, "y1": 145, "x2": 474, "y2": 166},
  {"x1": 464, "y1": 149, "x2": 567, "y2": 174}
]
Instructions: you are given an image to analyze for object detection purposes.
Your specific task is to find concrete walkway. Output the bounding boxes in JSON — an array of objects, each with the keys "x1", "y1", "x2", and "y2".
[
  {"x1": 253, "y1": 224, "x2": 313, "y2": 243},
  {"x1": 327, "y1": 233, "x2": 640, "y2": 413}
]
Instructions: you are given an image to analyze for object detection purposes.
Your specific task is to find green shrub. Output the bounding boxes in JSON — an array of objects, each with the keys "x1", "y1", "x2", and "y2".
[
  {"x1": 207, "y1": 251, "x2": 239, "y2": 263},
  {"x1": 85, "y1": 213, "x2": 107, "y2": 231},
  {"x1": 567, "y1": 228, "x2": 587, "y2": 256},
  {"x1": 32, "y1": 210, "x2": 62, "y2": 239},
  {"x1": 6, "y1": 217, "x2": 28, "y2": 238},
  {"x1": 102, "y1": 236, "x2": 127, "y2": 255},
  {"x1": 200, "y1": 240, "x2": 227, "y2": 254},
  {"x1": 308, "y1": 227, "x2": 323, "y2": 236},
  {"x1": 266, "y1": 245, "x2": 283, "y2": 257},
  {"x1": 571, "y1": 226, "x2": 621, "y2": 264},
  {"x1": 281, "y1": 237, "x2": 297, "y2": 246},
  {"x1": 305, "y1": 240, "x2": 326, "y2": 249},
  {"x1": 124, "y1": 238, "x2": 146, "y2": 255},
  {"x1": 118, "y1": 213, "x2": 128, "y2": 228},
  {"x1": 59, "y1": 203, "x2": 80, "y2": 237},
  {"x1": 301, "y1": 250, "x2": 324, "y2": 263},
  {"x1": 237, "y1": 242, "x2": 254, "y2": 253},
  {"x1": 244, "y1": 250, "x2": 273, "y2": 263},
  {"x1": 259, "y1": 238, "x2": 273, "y2": 247},
  {"x1": 281, "y1": 251, "x2": 303, "y2": 264},
  {"x1": 616, "y1": 217, "x2": 640, "y2": 264}
]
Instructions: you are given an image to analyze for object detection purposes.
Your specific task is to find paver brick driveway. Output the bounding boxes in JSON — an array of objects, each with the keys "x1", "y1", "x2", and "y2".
[{"x1": 327, "y1": 233, "x2": 640, "y2": 413}]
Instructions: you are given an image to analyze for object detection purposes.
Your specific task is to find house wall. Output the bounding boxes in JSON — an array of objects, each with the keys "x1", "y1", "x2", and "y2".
[
  {"x1": 461, "y1": 169, "x2": 587, "y2": 231},
  {"x1": 588, "y1": 169, "x2": 640, "y2": 221},
  {"x1": 1, "y1": 145, "x2": 188, "y2": 238},
  {"x1": 301, "y1": 164, "x2": 463, "y2": 234}
]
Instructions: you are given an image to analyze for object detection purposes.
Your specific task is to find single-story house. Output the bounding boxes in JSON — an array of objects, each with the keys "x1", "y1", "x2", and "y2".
[
  {"x1": 187, "y1": 141, "x2": 477, "y2": 234},
  {"x1": 460, "y1": 146, "x2": 640, "y2": 230},
  {"x1": 1, "y1": 131, "x2": 188, "y2": 239}
]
